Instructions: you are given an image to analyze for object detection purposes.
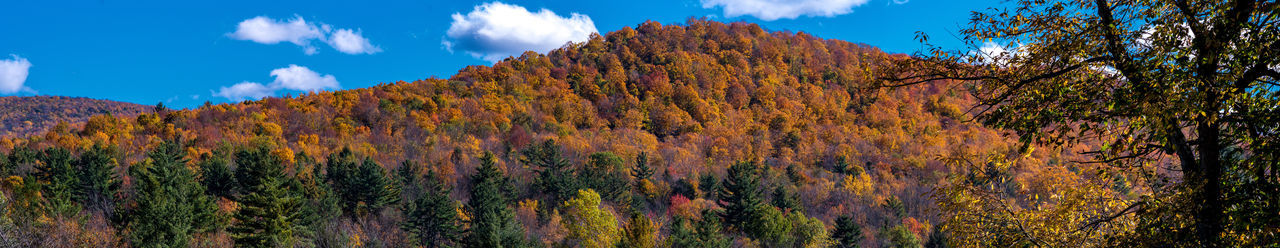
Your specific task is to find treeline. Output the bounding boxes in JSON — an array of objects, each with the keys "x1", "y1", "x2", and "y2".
[
  {"x1": 0, "y1": 138, "x2": 924, "y2": 247},
  {"x1": 0, "y1": 96, "x2": 150, "y2": 138},
  {"x1": 0, "y1": 19, "x2": 1081, "y2": 247}
]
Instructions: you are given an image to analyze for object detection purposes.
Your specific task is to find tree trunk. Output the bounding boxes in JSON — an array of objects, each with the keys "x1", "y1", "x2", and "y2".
[{"x1": 1196, "y1": 121, "x2": 1223, "y2": 246}]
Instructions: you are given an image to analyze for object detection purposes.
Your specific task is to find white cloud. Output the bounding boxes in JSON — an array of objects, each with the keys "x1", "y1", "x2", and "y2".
[
  {"x1": 700, "y1": 0, "x2": 870, "y2": 21},
  {"x1": 214, "y1": 65, "x2": 340, "y2": 100},
  {"x1": 228, "y1": 15, "x2": 380, "y2": 55},
  {"x1": 0, "y1": 55, "x2": 33, "y2": 95},
  {"x1": 327, "y1": 29, "x2": 382, "y2": 54},
  {"x1": 214, "y1": 81, "x2": 275, "y2": 101},
  {"x1": 443, "y1": 2, "x2": 598, "y2": 61},
  {"x1": 968, "y1": 41, "x2": 1024, "y2": 65},
  {"x1": 270, "y1": 64, "x2": 340, "y2": 92}
]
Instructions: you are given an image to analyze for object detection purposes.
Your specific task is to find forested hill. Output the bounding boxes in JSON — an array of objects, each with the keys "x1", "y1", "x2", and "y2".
[
  {"x1": 0, "y1": 96, "x2": 150, "y2": 137},
  {"x1": 0, "y1": 19, "x2": 1081, "y2": 247}
]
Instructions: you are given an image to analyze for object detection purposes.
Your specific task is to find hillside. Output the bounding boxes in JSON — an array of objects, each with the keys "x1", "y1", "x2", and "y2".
[
  {"x1": 0, "y1": 96, "x2": 151, "y2": 137},
  {"x1": 0, "y1": 19, "x2": 1087, "y2": 247}
]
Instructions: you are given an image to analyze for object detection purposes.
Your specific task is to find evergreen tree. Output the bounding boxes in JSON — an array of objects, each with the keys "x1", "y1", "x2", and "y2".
[
  {"x1": 520, "y1": 139, "x2": 577, "y2": 204},
  {"x1": 402, "y1": 169, "x2": 461, "y2": 248},
  {"x1": 718, "y1": 161, "x2": 763, "y2": 232},
  {"x1": 229, "y1": 144, "x2": 313, "y2": 247},
  {"x1": 353, "y1": 157, "x2": 400, "y2": 215},
  {"x1": 833, "y1": 215, "x2": 864, "y2": 248},
  {"x1": 581, "y1": 152, "x2": 628, "y2": 202},
  {"x1": 198, "y1": 150, "x2": 235, "y2": 198},
  {"x1": 771, "y1": 185, "x2": 802, "y2": 213},
  {"x1": 127, "y1": 140, "x2": 222, "y2": 247},
  {"x1": 325, "y1": 148, "x2": 400, "y2": 216},
  {"x1": 464, "y1": 152, "x2": 527, "y2": 248},
  {"x1": 75, "y1": 144, "x2": 120, "y2": 209},
  {"x1": 35, "y1": 147, "x2": 79, "y2": 216},
  {"x1": 631, "y1": 152, "x2": 653, "y2": 182},
  {"x1": 668, "y1": 209, "x2": 730, "y2": 248}
]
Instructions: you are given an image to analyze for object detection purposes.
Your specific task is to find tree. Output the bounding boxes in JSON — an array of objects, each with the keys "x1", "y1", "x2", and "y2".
[
  {"x1": 883, "y1": 225, "x2": 921, "y2": 248},
  {"x1": 35, "y1": 147, "x2": 78, "y2": 217},
  {"x1": 719, "y1": 161, "x2": 763, "y2": 232},
  {"x1": 402, "y1": 169, "x2": 462, "y2": 248},
  {"x1": 833, "y1": 215, "x2": 863, "y2": 248},
  {"x1": 789, "y1": 211, "x2": 833, "y2": 248},
  {"x1": 74, "y1": 143, "x2": 119, "y2": 209},
  {"x1": 229, "y1": 144, "x2": 313, "y2": 247},
  {"x1": 521, "y1": 139, "x2": 578, "y2": 205},
  {"x1": 465, "y1": 152, "x2": 527, "y2": 248},
  {"x1": 667, "y1": 209, "x2": 730, "y2": 248},
  {"x1": 747, "y1": 204, "x2": 792, "y2": 247},
  {"x1": 325, "y1": 148, "x2": 399, "y2": 216},
  {"x1": 560, "y1": 189, "x2": 620, "y2": 248},
  {"x1": 771, "y1": 185, "x2": 802, "y2": 213},
  {"x1": 619, "y1": 212, "x2": 657, "y2": 248},
  {"x1": 198, "y1": 150, "x2": 234, "y2": 198},
  {"x1": 885, "y1": 0, "x2": 1280, "y2": 246},
  {"x1": 127, "y1": 140, "x2": 222, "y2": 247},
  {"x1": 581, "y1": 152, "x2": 629, "y2": 202}
]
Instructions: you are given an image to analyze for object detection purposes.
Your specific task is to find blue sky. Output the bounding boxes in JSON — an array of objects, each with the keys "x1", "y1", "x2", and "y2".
[{"x1": 0, "y1": 0, "x2": 998, "y2": 108}]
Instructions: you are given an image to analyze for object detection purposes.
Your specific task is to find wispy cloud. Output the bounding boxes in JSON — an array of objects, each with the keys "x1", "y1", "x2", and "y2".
[
  {"x1": 214, "y1": 65, "x2": 340, "y2": 101},
  {"x1": 700, "y1": 0, "x2": 871, "y2": 21},
  {"x1": 228, "y1": 15, "x2": 381, "y2": 55},
  {"x1": 443, "y1": 2, "x2": 597, "y2": 61}
]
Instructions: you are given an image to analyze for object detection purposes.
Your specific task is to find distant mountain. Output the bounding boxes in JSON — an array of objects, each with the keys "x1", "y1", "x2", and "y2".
[{"x1": 0, "y1": 96, "x2": 151, "y2": 137}]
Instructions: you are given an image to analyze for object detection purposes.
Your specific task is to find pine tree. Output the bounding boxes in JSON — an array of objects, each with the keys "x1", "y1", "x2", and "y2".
[
  {"x1": 465, "y1": 152, "x2": 527, "y2": 248},
  {"x1": 520, "y1": 139, "x2": 577, "y2": 204},
  {"x1": 581, "y1": 152, "x2": 628, "y2": 202},
  {"x1": 719, "y1": 161, "x2": 763, "y2": 232},
  {"x1": 36, "y1": 147, "x2": 79, "y2": 216},
  {"x1": 631, "y1": 152, "x2": 653, "y2": 182},
  {"x1": 127, "y1": 140, "x2": 222, "y2": 247},
  {"x1": 402, "y1": 168, "x2": 461, "y2": 248},
  {"x1": 833, "y1": 215, "x2": 864, "y2": 248},
  {"x1": 668, "y1": 209, "x2": 730, "y2": 248},
  {"x1": 229, "y1": 144, "x2": 313, "y2": 247},
  {"x1": 198, "y1": 150, "x2": 235, "y2": 198},
  {"x1": 325, "y1": 148, "x2": 399, "y2": 216},
  {"x1": 352, "y1": 157, "x2": 400, "y2": 215},
  {"x1": 75, "y1": 144, "x2": 120, "y2": 209},
  {"x1": 771, "y1": 185, "x2": 802, "y2": 213}
]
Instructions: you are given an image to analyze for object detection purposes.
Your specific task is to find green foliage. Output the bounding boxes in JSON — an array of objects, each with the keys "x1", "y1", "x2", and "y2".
[
  {"x1": 325, "y1": 148, "x2": 399, "y2": 216},
  {"x1": 402, "y1": 169, "x2": 462, "y2": 248},
  {"x1": 631, "y1": 152, "x2": 653, "y2": 182},
  {"x1": 75, "y1": 143, "x2": 120, "y2": 209},
  {"x1": 833, "y1": 215, "x2": 864, "y2": 248},
  {"x1": 581, "y1": 152, "x2": 629, "y2": 203},
  {"x1": 35, "y1": 147, "x2": 78, "y2": 216},
  {"x1": 127, "y1": 140, "x2": 222, "y2": 247},
  {"x1": 619, "y1": 212, "x2": 657, "y2": 248},
  {"x1": 521, "y1": 139, "x2": 578, "y2": 205},
  {"x1": 771, "y1": 185, "x2": 801, "y2": 213},
  {"x1": 883, "y1": 225, "x2": 921, "y2": 248},
  {"x1": 465, "y1": 152, "x2": 527, "y2": 248},
  {"x1": 719, "y1": 161, "x2": 763, "y2": 232},
  {"x1": 560, "y1": 189, "x2": 620, "y2": 248},
  {"x1": 229, "y1": 144, "x2": 314, "y2": 247},
  {"x1": 667, "y1": 209, "x2": 730, "y2": 248},
  {"x1": 198, "y1": 150, "x2": 235, "y2": 198},
  {"x1": 789, "y1": 211, "x2": 833, "y2": 248},
  {"x1": 747, "y1": 204, "x2": 792, "y2": 247}
]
